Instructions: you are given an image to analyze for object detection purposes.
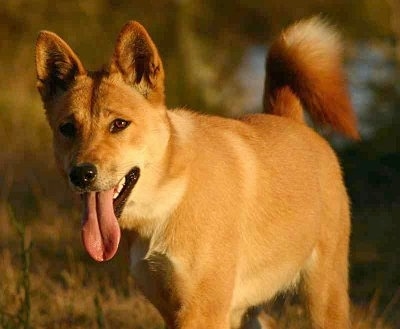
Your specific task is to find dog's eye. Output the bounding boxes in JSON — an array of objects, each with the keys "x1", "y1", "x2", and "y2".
[
  {"x1": 110, "y1": 119, "x2": 130, "y2": 133},
  {"x1": 59, "y1": 122, "x2": 76, "y2": 138}
]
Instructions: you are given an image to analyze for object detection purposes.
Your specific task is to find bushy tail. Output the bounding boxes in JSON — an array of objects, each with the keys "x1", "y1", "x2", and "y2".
[{"x1": 264, "y1": 17, "x2": 359, "y2": 140}]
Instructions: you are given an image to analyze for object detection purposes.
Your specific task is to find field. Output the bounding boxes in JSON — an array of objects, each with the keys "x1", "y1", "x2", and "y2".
[
  {"x1": 1, "y1": 1, "x2": 400, "y2": 328},
  {"x1": 1, "y1": 208, "x2": 397, "y2": 328},
  {"x1": 0, "y1": 60, "x2": 398, "y2": 329}
]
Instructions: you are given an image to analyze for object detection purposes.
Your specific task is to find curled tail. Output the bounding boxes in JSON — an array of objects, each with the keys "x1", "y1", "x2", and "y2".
[{"x1": 264, "y1": 17, "x2": 359, "y2": 140}]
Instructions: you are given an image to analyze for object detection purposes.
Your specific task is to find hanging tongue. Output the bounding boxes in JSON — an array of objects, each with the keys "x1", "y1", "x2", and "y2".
[{"x1": 81, "y1": 190, "x2": 121, "y2": 261}]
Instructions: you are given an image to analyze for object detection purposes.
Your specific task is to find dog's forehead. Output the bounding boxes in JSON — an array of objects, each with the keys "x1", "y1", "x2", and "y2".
[{"x1": 64, "y1": 72, "x2": 145, "y2": 120}]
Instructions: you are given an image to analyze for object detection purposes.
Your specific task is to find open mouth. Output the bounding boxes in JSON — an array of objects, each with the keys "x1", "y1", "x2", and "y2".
[
  {"x1": 112, "y1": 166, "x2": 141, "y2": 218},
  {"x1": 80, "y1": 166, "x2": 140, "y2": 262}
]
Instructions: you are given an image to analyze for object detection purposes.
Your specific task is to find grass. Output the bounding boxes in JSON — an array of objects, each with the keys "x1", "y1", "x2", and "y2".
[
  {"x1": 0, "y1": 208, "x2": 31, "y2": 329},
  {"x1": 10, "y1": 208, "x2": 31, "y2": 329},
  {"x1": 0, "y1": 206, "x2": 164, "y2": 329},
  {"x1": 0, "y1": 203, "x2": 398, "y2": 328}
]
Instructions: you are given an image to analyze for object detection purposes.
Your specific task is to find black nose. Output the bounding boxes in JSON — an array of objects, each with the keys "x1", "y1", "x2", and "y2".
[{"x1": 69, "y1": 163, "x2": 97, "y2": 189}]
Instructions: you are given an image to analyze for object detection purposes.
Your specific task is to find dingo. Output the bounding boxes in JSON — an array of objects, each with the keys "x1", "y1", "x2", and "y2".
[{"x1": 36, "y1": 17, "x2": 358, "y2": 328}]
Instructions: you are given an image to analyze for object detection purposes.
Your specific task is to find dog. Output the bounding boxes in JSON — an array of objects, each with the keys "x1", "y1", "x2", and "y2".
[{"x1": 35, "y1": 17, "x2": 358, "y2": 328}]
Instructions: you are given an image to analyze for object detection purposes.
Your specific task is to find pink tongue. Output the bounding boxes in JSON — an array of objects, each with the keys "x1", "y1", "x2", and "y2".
[{"x1": 81, "y1": 190, "x2": 121, "y2": 262}]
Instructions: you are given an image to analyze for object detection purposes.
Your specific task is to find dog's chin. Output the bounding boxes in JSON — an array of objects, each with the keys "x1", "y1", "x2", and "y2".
[{"x1": 112, "y1": 167, "x2": 141, "y2": 218}]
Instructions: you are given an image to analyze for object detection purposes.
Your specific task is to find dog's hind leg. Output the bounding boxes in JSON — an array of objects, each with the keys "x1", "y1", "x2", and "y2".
[
  {"x1": 302, "y1": 210, "x2": 350, "y2": 328},
  {"x1": 304, "y1": 258, "x2": 350, "y2": 328}
]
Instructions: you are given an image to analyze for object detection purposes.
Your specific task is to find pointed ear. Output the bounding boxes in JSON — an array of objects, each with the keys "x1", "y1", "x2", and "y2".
[
  {"x1": 111, "y1": 21, "x2": 165, "y2": 105},
  {"x1": 36, "y1": 31, "x2": 85, "y2": 103}
]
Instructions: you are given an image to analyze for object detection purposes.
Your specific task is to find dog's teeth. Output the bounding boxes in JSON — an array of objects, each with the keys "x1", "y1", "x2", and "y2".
[
  {"x1": 113, "y1": 176, "x2": 126, "y2": 200},
  {"x1": 118, "y1": 177, "x2": 126, "y2": 192}
]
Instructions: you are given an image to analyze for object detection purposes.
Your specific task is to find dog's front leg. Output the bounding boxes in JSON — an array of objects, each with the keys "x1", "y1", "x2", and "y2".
[
  {"x1": 174, "y1": 269, "x2": 235, "y2": 329},
  {"x1": 176, "y1": 297, "x2": 232, "y2": 329}
]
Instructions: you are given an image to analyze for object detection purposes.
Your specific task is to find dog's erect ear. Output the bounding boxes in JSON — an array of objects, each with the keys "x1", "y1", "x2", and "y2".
[
  {"x1": 36, "y1": 31, "x2": 86, "y2": 103},
  {"x1": 111, "y1": 21, "x2": 165, "y2": 105}
]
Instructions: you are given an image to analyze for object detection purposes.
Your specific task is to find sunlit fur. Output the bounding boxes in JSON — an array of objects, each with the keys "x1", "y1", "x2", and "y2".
[
  {"x1": 36, "y1": 17, "x2": 357, "y2": 329},
  {"x1": 265, "y1": 17, "x2": 359, "y2": 140}
]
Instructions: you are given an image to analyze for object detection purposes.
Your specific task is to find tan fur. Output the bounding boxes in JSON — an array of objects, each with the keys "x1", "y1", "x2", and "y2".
[
  {"x1": 264, "y1": 17, "x2": 359, "y2": 140},
  {"x1": 36, "y1": 17, "x2": 357, "y2": 328}
]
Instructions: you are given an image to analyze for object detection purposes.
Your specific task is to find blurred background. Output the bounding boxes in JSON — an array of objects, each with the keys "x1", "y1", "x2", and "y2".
[{"x1": 0, "y1": 1, "x2": 399, "y2": 328}]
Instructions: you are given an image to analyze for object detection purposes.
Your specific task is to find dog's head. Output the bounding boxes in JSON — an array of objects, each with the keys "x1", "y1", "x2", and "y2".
[{"x1": 35, "y1": 22, "x2": 169, "y2": 261}]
